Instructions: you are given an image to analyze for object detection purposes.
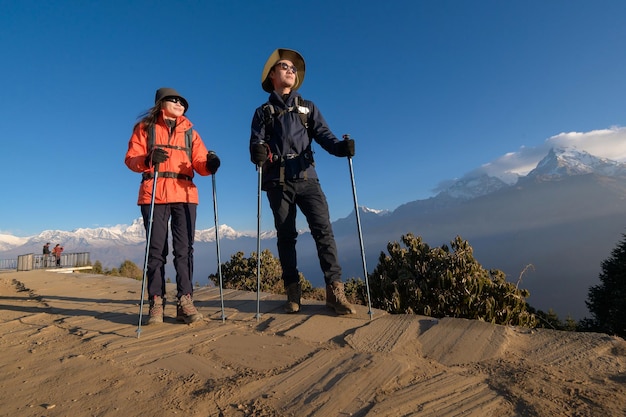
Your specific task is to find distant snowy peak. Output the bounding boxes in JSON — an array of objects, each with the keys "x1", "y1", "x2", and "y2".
[
  {"x1": 25, "y1": 222, "x2": 146, "y2": 248},
  {"x1": 340, "y1": 206, "x2": 390, "y2": 219},
  {"x1": 195, "y1": 224, "x2": 254, "y2": 242},
  {"x1": 438, "y1": 174, "x2": 509, "y2": 200},
  {"x1": 0, "y1": 218, "x2": 276, "y2": 252},
  {"x1": 119, "y1": 218, "x2": 254, "y2": 242},
  {"x1": 333, "y1": 206, "x2": 390, "y2": 225},
  {"x1": 527, "y1": 147, "x2": 626, "y2": 180},
  {"x1": 359, "y1": 206, "x2": 390, "y2": 216}
]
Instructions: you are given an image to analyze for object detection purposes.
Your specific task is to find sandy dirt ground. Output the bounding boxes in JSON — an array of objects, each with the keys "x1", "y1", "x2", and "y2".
[{"x1": 0, "y1": 269, "x2": 625, "y2": 417}]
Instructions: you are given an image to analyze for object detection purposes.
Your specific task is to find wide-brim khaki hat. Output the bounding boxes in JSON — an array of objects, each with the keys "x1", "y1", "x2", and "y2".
[
  {"x1": 155, "y1": 87, "x2": 189, "y2": 113},
  {"x1": 261, "y1": 48, "x2": 306, "y2": 93}
]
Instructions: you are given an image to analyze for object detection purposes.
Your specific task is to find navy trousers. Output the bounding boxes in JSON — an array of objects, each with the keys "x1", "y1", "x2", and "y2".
[
  {"x1": 266, "y1": 179, "x2": 342, "y2": 287},
  {"x1": 141, "y1": 203, "x2": 197, "y2": 299}
]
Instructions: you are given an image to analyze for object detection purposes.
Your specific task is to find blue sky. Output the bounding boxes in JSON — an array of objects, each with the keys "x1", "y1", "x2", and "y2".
[{"x1": 2, "y1": 0, "x2": 626, "y2": 237}]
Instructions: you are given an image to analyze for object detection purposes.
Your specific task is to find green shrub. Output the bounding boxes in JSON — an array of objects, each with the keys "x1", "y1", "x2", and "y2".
[
  {"x1": 210, "y1": 249, "x2": 313, "y2": 296},
  {"x1": 364, "y1": 233, "x2": 536, "y2": 327}
]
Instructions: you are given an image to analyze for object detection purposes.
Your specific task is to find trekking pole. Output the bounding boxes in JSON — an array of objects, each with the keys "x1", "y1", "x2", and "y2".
[
  {"x1": 211, "y1": 171, "x2": 226, "y2": 322},
  {"x1": 255, "y1": 165, "x2": 263, "y2": 321},
  {"x1": 137, "y1": 162, "x2": 159, "y2": 338},
  {"x1": 343, "y1": 134, "x2": 373, "y2": 320}
]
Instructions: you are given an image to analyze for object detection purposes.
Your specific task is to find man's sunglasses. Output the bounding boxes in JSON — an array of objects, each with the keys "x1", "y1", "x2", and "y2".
[{"x1": 274, "y1": 62, "x2": 298, "y2": 73}]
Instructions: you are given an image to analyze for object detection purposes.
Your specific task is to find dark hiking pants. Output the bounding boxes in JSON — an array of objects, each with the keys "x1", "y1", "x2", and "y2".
[
  {"x1": 141, "y1": 203, "x2": 197, "y2": 299},
  {"x1": 266, "y1": 179, "x2": 342, "y2": 287}
]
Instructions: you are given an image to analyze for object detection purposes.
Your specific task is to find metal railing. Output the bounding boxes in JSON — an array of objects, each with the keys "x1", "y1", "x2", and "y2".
[
  {"x1": 0, "y1": 252, "x2": 91, "y2": 271},
  {"x1": 0, "y1": 258, "x2": 17, "y2": 270}
]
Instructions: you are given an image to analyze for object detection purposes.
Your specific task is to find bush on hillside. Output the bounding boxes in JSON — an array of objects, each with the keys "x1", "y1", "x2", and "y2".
[
  {"x1": 91, "y1": 260, "x2": 103, "y2": 274},
  {"x1": 87, "y1": 259, "x2": 143, "y2": 280},
  {"x1": 209, "y1": 249, "x2": 314, "y2": 296},
  {"x1": 118, "y1": 259, "x2": 142, "y2": 280},
  {"x1": 358, "y1": 233, "x2": 536, "y2": 327}
]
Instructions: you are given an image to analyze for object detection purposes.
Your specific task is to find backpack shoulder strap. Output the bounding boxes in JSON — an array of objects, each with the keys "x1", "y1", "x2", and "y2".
[
  {"x1": 148, "y1": 124, "x2": 193, "y2": 161},
  {"x1": 147, "y1": 123, "x2": 155, "y2": 150},
  {"x1": 294, "y1": 96, "x2": 310, "y2": 129},
  {"x1": 262, "y1": 103, "x2": 275, "y2": 126},
  {"x1": 261, "y1": 103, "x2": 275, "y2": 141},
  {"x1": 185, "y1": 128, "x2": 193, "y2": 161},
  {"x1": 261, "y1": 98, "x2": 311, "y2": 138}
]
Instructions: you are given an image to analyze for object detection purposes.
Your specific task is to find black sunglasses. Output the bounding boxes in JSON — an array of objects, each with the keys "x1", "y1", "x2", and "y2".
[{"x1": 164, "y1": 97, "x2": 185, "y2": 105}]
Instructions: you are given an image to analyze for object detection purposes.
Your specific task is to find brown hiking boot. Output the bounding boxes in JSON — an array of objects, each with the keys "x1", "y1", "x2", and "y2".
[
  {"x1": 147, "y1": 295, "x2": 164, "y2": 325},
  {"x1": 177, "y1": 294, "x2": 203, "y2": 324},
  {"x1": 326, "y1": 281, "x2": 356, "y2": 315},
  {"x1": 284, "y1": 282, "x2": 301, "y2": 313}
]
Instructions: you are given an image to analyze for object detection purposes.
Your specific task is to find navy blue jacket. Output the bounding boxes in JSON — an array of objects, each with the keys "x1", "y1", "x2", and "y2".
[{"x1": 250, "y1": 91, "x2": 345, "y2": 189}]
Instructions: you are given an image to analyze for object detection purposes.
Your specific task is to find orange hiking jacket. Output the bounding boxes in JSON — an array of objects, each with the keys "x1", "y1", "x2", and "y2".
[
  {"x1": 52, "y1": 245, "x2": 63, "y2": 258},
  {"x1": 125, "y1": 112, "x2": 212, "y2": 205}
]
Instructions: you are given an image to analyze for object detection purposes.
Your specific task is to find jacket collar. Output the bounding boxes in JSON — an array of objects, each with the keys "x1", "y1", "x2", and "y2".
[
  {"x1": 158, "y1": 113, "x2": 193, "y2": 131},
  {"x1": 269, "y1": 90, "x2": 301, "y2": 108}
]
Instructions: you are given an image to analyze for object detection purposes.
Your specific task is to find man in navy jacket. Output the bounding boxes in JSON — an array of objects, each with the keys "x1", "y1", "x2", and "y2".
[{"x1": 249, "y1": 48, "x2": 356, "y2": 315}]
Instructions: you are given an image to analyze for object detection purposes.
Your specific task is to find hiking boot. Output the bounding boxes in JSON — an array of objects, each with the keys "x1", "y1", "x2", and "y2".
[
  {"x1": 284, "y1": 282, "x2": 301, "y2": 313},
  {"x1": 147, "y1": 295, "x2": 164, "y2": 325},
  {"x1": 177, "y1": 294, "x2": 203, "y2": 324},
  {"x1": 326, "y1": 281, "x2": 356, "y2": 315}
]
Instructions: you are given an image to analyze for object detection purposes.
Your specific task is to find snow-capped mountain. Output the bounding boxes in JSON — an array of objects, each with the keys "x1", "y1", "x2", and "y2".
[
  {"x1": 0, "y1": 207, "x2": 386, "y2": 253},
  {"x1": 359, "y1": 207, "x2": 391, "y2": 216},
  {"x1": 0, "y1": 220, "x2": 255, "y2": 253},
  {"x1": 527, "y1": 147, "x2": 626, "y2": 180},
  {"x1": 194, "y1": 224, "x2": 257, "y2": 242},
  {"x1": 438, "y1": 174, "x2": 510, "y2": 200},
  {"x1": 438, "y1": 147, "x2": 626, "y2": 200}
]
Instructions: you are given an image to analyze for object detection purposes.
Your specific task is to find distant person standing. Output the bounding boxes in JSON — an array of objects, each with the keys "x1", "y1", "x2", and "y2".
[
  {"x1": 125, "y1": 87, "x2": 221, "y2": 325},
  {"x1": 52, "y1": 244, "x2": 63, "y2": 267},
  {"x1": 42, "y1": 242, "x2": 51, "y2": 267},
  {"x1": 249, "y1": 48, "x2": 356, "y2": 315}
]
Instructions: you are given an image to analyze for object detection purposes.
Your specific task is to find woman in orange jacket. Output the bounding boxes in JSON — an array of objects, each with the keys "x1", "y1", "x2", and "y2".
[{"x1": 125, "y1": 87, "x2": 221, "y2": 325}]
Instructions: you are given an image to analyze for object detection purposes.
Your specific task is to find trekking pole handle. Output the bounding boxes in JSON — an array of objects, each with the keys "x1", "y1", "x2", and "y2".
[
  {"x1": 207, "y1": 150, "x2": 217, "y2": 174},
  {"x1": 342, "y1": 134, "x2": 354, "y2": 159}
]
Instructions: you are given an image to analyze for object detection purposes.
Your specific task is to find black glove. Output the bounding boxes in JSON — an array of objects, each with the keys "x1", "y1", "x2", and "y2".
[
  {"x1": 250, "y1": 143, "x2": 268, "y2": 166},
  {"x1": 337, "y1": 138, "x2": 355, "y2": 158},
  {"x1": 206, "y1": 151, "x2": 221, "y2": 174},
  {"x1": 145, "y1": 147, "x2": 169, "y2": 166}
]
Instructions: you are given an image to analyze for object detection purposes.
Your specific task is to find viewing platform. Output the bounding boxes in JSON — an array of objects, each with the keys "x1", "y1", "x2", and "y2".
[{"x1": 0, "y1": 252, "x2": 91, "y2": 272}]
